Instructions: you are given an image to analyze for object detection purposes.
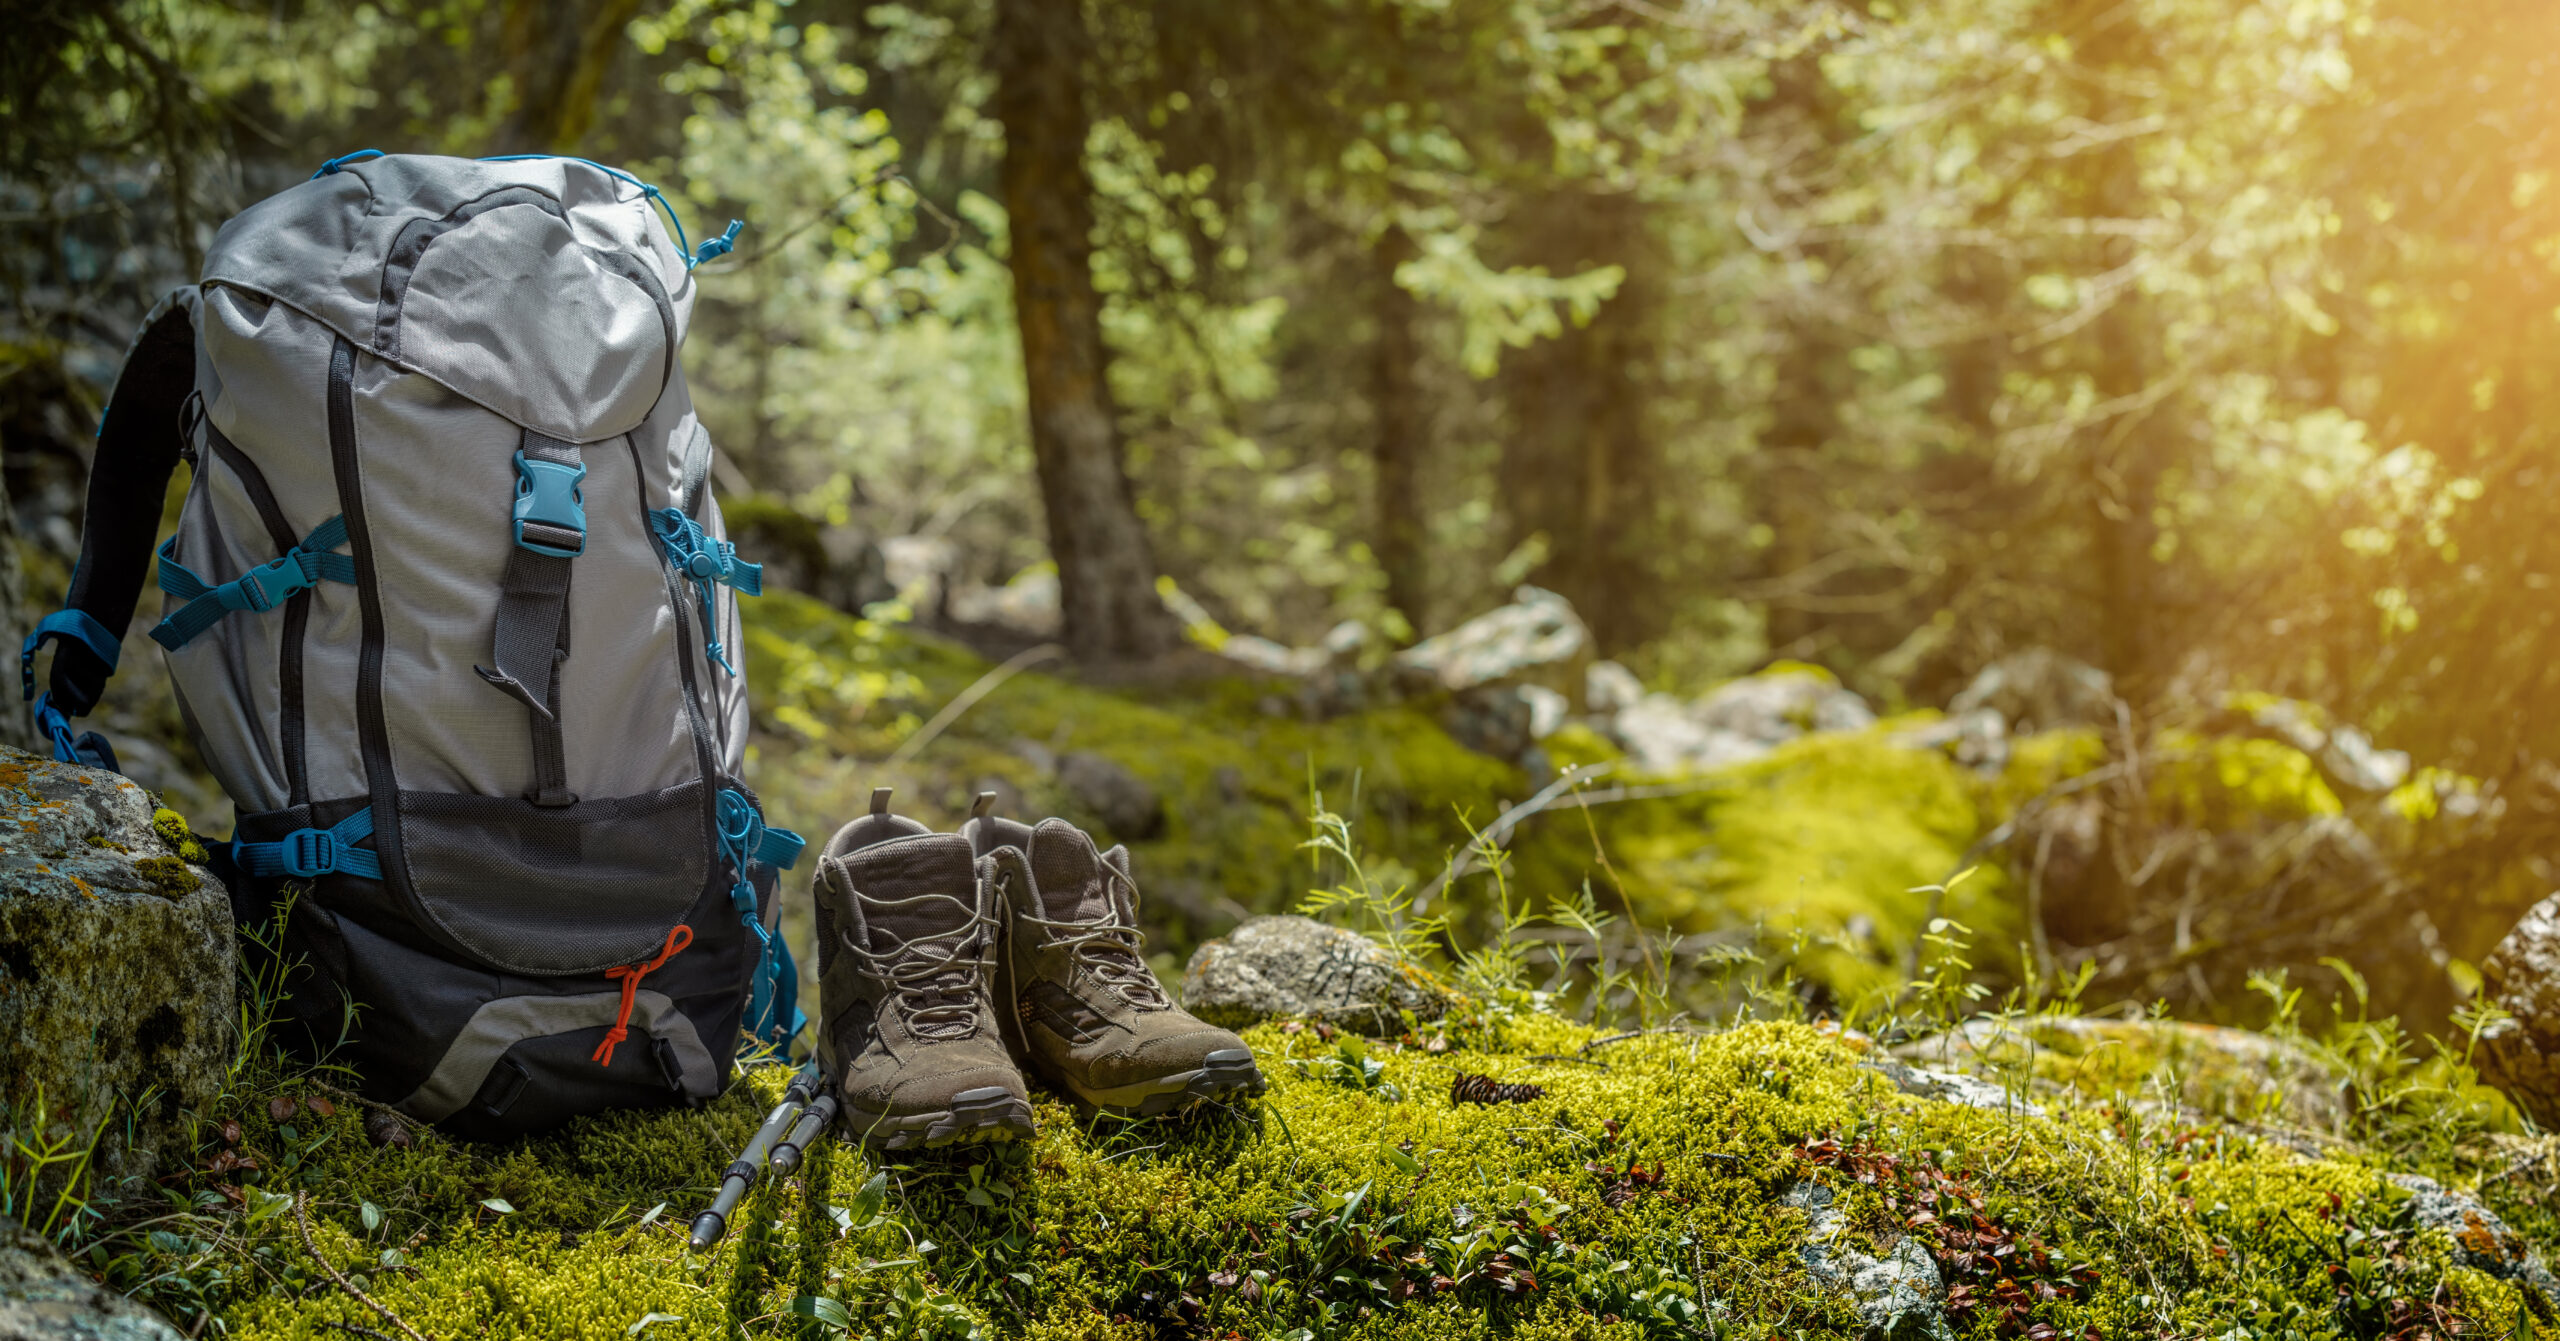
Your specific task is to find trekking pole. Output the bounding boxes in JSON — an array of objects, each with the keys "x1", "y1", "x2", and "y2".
[
  {"x1": 688, "y1": 1068, "x2": 819, "y2": 1251},
  {"x1": 768, "y1": 1079, "x2": 837, "y2": 1176}
]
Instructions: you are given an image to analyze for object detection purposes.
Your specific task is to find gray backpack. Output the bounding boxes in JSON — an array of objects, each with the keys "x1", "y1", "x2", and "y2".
[{"x1": 20, "y1": 152, "x2": 805, "y2": 1139}]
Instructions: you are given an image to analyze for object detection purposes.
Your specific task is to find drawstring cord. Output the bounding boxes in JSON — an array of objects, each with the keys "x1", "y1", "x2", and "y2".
[{"x1": 595, "y1": 924, "x2": 693, "y2": 1067}]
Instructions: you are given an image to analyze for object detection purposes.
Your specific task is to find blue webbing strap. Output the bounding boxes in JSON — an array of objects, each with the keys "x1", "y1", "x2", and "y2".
[
  {"x1": 23, "y1": 609, "x2": 127, "y2": 771},
  {"x1": 651, "y1": 508, "x2": 762, "y2": 676},
  {"x1": 149, "y1": 515, "x2": 355, "y2": 652},
  {"x1": 21, "y1": 609, "x2": 120, "y2": 703},
  {"x1": 232, "y1": 807, "x2": 384, "y2": 881}
]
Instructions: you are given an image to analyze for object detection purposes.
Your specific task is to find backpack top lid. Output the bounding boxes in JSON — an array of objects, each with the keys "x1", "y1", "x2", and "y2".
[{"x1": 202, "y1": 154, "x2": 696, "y2": 445}]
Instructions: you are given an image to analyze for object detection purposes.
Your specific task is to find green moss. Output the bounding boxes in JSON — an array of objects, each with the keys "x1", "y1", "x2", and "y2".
[
  {"x1": 153, "y1": 806, "x2": 210, "y2": 863},
  {"x1": 131, "y1": 854, "x2": 203, "y2": 897},
  {"x1": 85, "y1": 833, "x2": 129, "y2": 853},
  {"x1": 2150, "y1": 729, "x2": 2344, "y2": 824},
  {"x1": 171, "y1": 1008, "x2": 2544, "y2": 1341}
]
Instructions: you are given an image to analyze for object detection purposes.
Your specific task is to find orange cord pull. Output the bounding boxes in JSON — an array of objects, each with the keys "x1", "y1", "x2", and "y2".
[{"x1": 594, "y1": 924, "x2": 693, "y2": 1067}]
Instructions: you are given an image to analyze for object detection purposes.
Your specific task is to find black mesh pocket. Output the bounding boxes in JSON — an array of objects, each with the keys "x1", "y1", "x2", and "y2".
[{"x1": 398, "y1": 780, "x2": 712, "y2": 975}]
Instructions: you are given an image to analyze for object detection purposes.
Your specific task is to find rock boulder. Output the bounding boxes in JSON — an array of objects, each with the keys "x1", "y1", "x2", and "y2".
[
  {"x1": 0, "y1": 748, "x2": 232, "y2": 1206},
  {"x1": 1179, "y1": 915, "x2": 1453, "y2": 1036},
  {"x1": 2477, "y1": 892, "x2": 2560, "y2": 1130},
  {"x1": 0, "y1": 1216, "x2": 183, "y2": 1340},
  {"x1": 1392, "y1": 586, "x2": 1588, "y2": 694}
]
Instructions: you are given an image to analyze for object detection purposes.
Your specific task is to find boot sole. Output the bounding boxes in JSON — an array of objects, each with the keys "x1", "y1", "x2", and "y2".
[
  {"x1": 842, "y1": 1086, "x2": 1037, "y2": 1150},
  {"x1": 1073, "y1": 1049, "x2": 1268, "y2": 1118}
]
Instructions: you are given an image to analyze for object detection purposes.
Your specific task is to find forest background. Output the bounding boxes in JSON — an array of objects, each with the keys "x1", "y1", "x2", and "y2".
[{"x1": 8, "y1": 0, "x2": 2560, "y2": 1040}]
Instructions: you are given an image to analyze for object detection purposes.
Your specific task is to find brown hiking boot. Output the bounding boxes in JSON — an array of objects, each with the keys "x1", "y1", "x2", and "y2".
[
  {"x1": 965, "y1": 801, "x2": 1266, "y2": 1117},
  {"x1": 812, "y1": 789, "x2": 1035, "y2": 1149}
]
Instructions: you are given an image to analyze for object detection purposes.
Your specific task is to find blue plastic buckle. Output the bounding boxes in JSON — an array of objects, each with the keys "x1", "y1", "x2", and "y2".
[
  {"x1": 281, "y1": 829, "x2": 340, "y2": 877},
  {"x1": 230, "y1": 552, "x2": 315, "y2": 613},
  {"x1": 513, "y1": 452, "x2": 588, "y2": 557}
]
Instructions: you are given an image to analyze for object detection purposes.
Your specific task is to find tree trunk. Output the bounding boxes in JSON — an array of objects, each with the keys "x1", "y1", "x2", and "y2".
[
  {"x1": 1499, "y1": 192, "x2": 1665, "y2": 655},
  {"x1": 1758, "y1": 333, "x2": 1842, "y2": 655},
  {"x1": 2076, "y1": 3, "x2": 2168, "y2": 701},
  {"x1": 498, "y1": 0, "x2": 644, "y2": 153},
  {"x1": 1370, "y1": 223, "x2": 1428, "y2": 637},
  {"x1": 990, "y1": 0, "x2": 1178, "y2": 661},
  {"x1": 1754, "y1": 53, "x2": 1849, "y2": 657}
]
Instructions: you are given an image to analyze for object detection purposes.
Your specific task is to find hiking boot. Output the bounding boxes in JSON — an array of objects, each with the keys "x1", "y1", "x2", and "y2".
[
  {"x1": 964, "y1": 799, "x2": 1266, "y2": 1117},
  {"x1": 812, "y1": 788, "x2": 1034, "y2": 1149}
]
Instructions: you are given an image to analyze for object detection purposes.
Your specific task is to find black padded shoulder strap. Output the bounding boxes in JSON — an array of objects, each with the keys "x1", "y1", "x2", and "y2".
[{"x1": 42, "y1": 293, "x2": 198, "y2": 719}]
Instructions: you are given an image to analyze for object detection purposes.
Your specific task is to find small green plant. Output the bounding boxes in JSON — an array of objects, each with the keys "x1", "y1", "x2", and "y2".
[
  {"x1": 1296, "y1": 777, "x2": 1446, "y2": 963},
  {"x1": 1291, "y1": 1042, "x2": 1404, "y2": 1101}
]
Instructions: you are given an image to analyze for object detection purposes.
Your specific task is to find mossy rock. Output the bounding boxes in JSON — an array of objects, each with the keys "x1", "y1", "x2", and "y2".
[
  {"x1": 0, "y1": 747, "x2": 233, "y2": 1202},
  {"x1": 1894, "y1": 1014, "x2": 2352, "y2": 1135}
]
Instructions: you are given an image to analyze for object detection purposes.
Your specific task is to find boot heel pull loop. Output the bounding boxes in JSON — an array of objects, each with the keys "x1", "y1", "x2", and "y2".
[
  {"x1": 970, "y1": 791, "x2": 997, "y2": 820},
  {"x1": 869, "y1": 787, "x2": 893, "y2": 817}
]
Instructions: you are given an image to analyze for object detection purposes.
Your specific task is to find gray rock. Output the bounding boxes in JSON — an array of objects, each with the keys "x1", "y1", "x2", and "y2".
[
  {"x1": 1441, "y1": 686, "x2": 1536, "y2": 762},
  {"x1": 1896, "y1": 1015, "x2": 2344, "y2": 1133},
  {"x1": 1888, "y1": 707, "x2": 2009, "y2": 774},
  {"x1": 1785, "y1": 1181, "x2": 1952, "y2": 1340},
  {"x1": 1611, "y1": 693, "x2": 1770, "y2": 774},
  {"x1": 1694, "y1": 670, "x2": 1845, "y2": 745},
  {"x1": 2237, "y1": 698, "x2": 2412, "y2": 793},
  {"x1": 0, "y1": 1216, "x2": 183, "y2": 1340},
  {"x1": 1179, "y1": 915, "x2": 1453, "y2": 1036},
  {"x1": 1057, "y1": 751, "x2": 1164, "y2": 842},
  {"x1": 2478, "y1": 893, "x2": 2560, "y2": 1131},
  {"x1": 1864, "y1": 1057, "x2": 2046, "y2": 1116},
  {"x1": 1517, "y1": 685, "x2": 1569, "y2": 741},
  {"x1": 1585, "y1": 660, "x2": 1645, "y2": 715},
  {"x1": 1218, "y1": 633, "x2": 1325, "y2": 677},
  {"x1": 1947, "y1": 649, "x2": 2116, "y2": 735},
  {"x1": 2321, "y1": 723, "x2": 2411, "y2": 793},
  {"x1": 1393, "y1": 586, "x2": 1588, "y2": 693},
  {"x1": 947, "y1": 566, "x2": 1062, "y2": 639},
  {"x1": 0, "y1": 749, "x2": 232, "y2": 1209},
  {"x1": 2386, "y1": 1174, "x2": 2560, "y2": 1304}
]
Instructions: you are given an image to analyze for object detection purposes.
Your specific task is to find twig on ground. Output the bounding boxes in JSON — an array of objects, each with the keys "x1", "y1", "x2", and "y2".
[
  {"x1": 293, "y1": 1192, "x2": 437, "y2": 1341},
  {"x1": 1523, "y1": 1022, "x2": 1707, "y2": 1062},
  {"x1": 1417, "y1": 763, "x2": 1618, "y2": 910},
  {"x1": 886, "y1": 643, "x2": 1065, "y2": 766},
  {"x1": 319, "y1": 1323, "x2": 398, "y2": 1341}
]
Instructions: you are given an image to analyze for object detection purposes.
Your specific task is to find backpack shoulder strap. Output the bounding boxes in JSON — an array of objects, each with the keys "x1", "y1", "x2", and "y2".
[{"x1": 20, "y1": 289, "x2": 198, "y2": 770}]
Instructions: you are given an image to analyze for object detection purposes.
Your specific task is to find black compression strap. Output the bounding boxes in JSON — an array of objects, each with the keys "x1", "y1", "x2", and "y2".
[
  {"x1": 57, "y1": 296, "x2": 196, "y2": 713},
  {"x1": 475, "y1": 430, "x2": 581, "y2": 806}
]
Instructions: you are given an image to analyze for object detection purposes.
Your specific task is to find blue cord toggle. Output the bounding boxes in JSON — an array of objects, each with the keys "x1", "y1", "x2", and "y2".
[
  {"x1": 693, "y1": 220, "x2": 744, "y2": 266},
  {"x1": 233, "y1": 807, "x2": 383, "y2": 880},
  {"x1": 312, "y1": 149, "x2": 385, "y2": 179},
  {"x1": 513, "y1": 452, "x2": 588, "y2": 558},
  {"x1": 649, "y1": 508, "x2": 761, "y2": 675},
  {"x1": 715, "y1": 788, "x2": 805, "y2": 1054}
]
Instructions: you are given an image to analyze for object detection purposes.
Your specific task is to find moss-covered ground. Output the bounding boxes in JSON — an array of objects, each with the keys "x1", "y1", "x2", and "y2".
[{"x1": 89, "y1": 997, "x2": 2553, "y2": 1340}]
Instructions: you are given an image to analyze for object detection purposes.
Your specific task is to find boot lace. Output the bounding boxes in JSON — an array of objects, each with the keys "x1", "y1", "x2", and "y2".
[
  {"x1": 1007, "y1": 845, "x2": 1169, "y2": 1009},
  {"x1": 843, "y1": 886, "x2": 999, "y2": 1040}
]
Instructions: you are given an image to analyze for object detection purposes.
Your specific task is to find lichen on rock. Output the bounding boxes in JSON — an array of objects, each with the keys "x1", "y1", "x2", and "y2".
[{"x1": 0, "y1": 746, "x2": 233, "y2": 1202}]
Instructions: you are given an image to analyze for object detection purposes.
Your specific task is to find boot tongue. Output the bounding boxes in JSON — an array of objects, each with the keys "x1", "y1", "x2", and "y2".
[
  {"x1": 840, "y1": 834, "x2": 981, "y2": 956},
  {"x1": 1026, "y1": 820, "x2": 1114, "y2": 923}
]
